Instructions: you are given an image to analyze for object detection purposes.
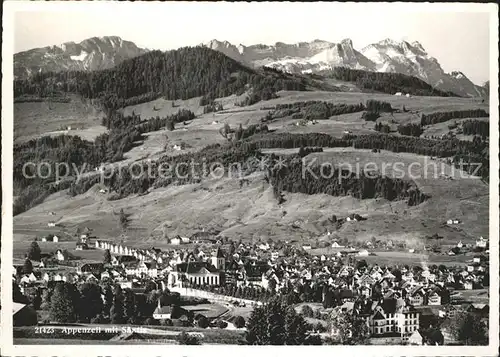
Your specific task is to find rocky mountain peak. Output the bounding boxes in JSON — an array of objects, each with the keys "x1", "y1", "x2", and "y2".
[{"x1": 14, "y1": 36, "x2": 147, "y2": 79}]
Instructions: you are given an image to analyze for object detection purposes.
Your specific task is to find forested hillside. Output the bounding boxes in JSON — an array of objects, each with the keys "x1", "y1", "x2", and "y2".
[
  {"x1": 14, "y1": 47, "x2": 319, "y2": 111},
  {"x1": 242, "y1": 132, "x2": 489, "y2": 179},
  {"x1": 13, "y1": 109, "x2": 196, "y2": 215},
  {"x1": 323, "y1": 67, "x2": 458, "y2": 97},
  {"x1": 267, "y1": 157, "x2": 429, "y2": 206}
]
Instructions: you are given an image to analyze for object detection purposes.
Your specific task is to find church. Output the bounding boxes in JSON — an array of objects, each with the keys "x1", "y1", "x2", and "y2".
[{"x1": 168, "y1": 248, "x2": 225, "y2": 288}]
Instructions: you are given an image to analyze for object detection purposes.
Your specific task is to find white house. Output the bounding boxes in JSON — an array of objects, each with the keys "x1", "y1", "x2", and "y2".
[
  {"x1": 457, "y1": 241, "x2": 463, "y2": 248},
  {"x1": 47, "y1": 221, "x2": 56, "y2": 227},
  {"x1": 406, "y1": 93, "x2": 411, "y2": 98},
  {"x1": 358, "y1": 249, "x2": 369, "y2": 257},
  {"x1": 170, "y1": 237, "x2": 181, "y2": 245},
  {"x1": 259, "y1": 243, "x2": 270, "y2": 251},
  {"x1": 395, "y1": 92, "x2": 403, "y2": 96},
  {"x1": 125, "y1": 262, "x2": 158, "y2": 278},
  {"x1": 475, "y1": 237, "x2": 488, "y2": 248},
  {"x1": 118, "y1": 280, "x2": 133, "y2": 289},
  {"x1": 464, "y1": 281, "x2": 473, "y2": 290},
  {"x1": 408, "y1": 330, "x2": 423, "y2": 345},
  {"x1": 55, "y1": 249, "x2": 68, "y2": 261}
]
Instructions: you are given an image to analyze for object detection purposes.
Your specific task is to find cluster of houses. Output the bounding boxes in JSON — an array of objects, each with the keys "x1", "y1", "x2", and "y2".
[{"x1": 13, "y1": 230, "x2": 490, "y2": 341}]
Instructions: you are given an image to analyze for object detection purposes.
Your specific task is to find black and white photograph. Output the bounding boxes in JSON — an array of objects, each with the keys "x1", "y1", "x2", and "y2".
[{"x1": 1, "y1": 1, "x2": 498, "y2": 355}]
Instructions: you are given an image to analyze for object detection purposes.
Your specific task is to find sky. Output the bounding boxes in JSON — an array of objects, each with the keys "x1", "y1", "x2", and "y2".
[{"x1": 12, "y1": 2, "x2": 493, "y2": 85}]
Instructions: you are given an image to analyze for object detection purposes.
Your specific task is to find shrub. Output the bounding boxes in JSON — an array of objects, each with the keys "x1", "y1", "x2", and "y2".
[
  {"x1": 362, "y1": 111, "x2": 380, "y2": 121},
  {"x1": 178, "y1": 331, "x2": 201, "y2": 345},
  {"x1": 160, "y1": 318, "x2": 173, "y2": 326},
  {"x1": 301, "y1": 305, "x2": 314, "y2": 318},
  {"x1": 217, "y1": 320, "x2": 228, "y2": 329},
  {"x1": 233, "y1": 316, "x2": 246, "y2": 328},
  {"x1": 144, "y1": 317, "x2": 159, "y2": 325},
  {"x1": 197, "y1": 316, "x2": 209, "y2": 328}
]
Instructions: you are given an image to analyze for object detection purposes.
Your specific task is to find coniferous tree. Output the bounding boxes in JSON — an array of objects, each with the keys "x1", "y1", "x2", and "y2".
[
  {"x1": 23, "y1": 258, "x2": 33, "y2": 274},
  {"x1": 27, "y1": 241, "x2": 41, "y2": 261},
  {"x1": 246, "y1": 297, "x2": 318, "y2": 345},
  {"x1": 49, "y1": 282, "x2": 80, "y2": 323},
  {"x1": 79, "y1": 282, "x2": 103, "y2": 322},
  {"x1": 110, "y1": 286, "x2": 125, "y2": 324},
  {"x1": 103, "y1": 249, "x2": 112, "y2": 264}
]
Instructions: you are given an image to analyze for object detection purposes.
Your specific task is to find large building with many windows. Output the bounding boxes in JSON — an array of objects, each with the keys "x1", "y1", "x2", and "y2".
[{"x1": 369, "y1": 298, "x2": 420, "y2": 342}]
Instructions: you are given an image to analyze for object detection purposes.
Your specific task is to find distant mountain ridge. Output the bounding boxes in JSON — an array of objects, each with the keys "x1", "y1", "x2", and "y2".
[
  {"x1": 14, "y1": 36, "x2": 148, "y2": 79},
  {"x1": 203, "y1": 38, "x2": 487, "y2": 97},
  {"x1": 15, "y1": 35, "x2": 487, "y2": 98}
]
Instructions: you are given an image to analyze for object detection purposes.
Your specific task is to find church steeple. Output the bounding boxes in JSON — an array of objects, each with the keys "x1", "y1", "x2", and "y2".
[{"x1": 211, "y1": 247, "x2": 225, "y2": 270}]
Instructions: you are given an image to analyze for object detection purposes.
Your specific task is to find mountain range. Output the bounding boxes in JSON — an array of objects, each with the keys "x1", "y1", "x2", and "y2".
[
  {"x1": 14, "y1": 36, "x2": 148, "y2": 79},
  {"x1": 202, "y1": 38, "x2": 487, "y2": 98},
  {"x1": 14, "y1": 36, "x2": 487, "y2": 97}
]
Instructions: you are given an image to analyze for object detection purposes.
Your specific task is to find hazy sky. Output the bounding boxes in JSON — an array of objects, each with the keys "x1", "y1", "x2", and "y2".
[{"x1": 12, "y1": 2, "x2": 493, "y2": 84}]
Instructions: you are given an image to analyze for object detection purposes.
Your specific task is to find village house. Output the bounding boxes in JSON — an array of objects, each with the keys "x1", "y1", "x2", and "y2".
[
  {"x1": 357, "y1": 249, "x2": 369, "y2": 257},
  {"x1": 75, "y1": 242, "x2": 89, "y2": 251},
  {"x1": 408, "y1": 330, "x2": 423, "y2": 345},
  {"x1": 41, "y1": 234, "x2": 59, "y2": 243},
  {"x1": 112, "y1": 255, "x2": 137, "y2": 266},
  {"x1": 78, "y1": 263, "x2": 105, "y2": 275},
  {"x1": 124, "y1": 261, "x2": 158, "y2": 278},
  {"x1": 55, "y1": 249, "x2": 69, "y2": 261},
  {"x1": 427, "y1": 288, "x2": 442, "y2": 306},
  {"x1": 170, "y1": 236, "x2": 182, "y2": 245},
  {"x1": 475, "y1": 236, "x2": 488, "y2": 248},
  {"x1": 331, "y1": 241, "x2": 344, "y2": 248},
  {"x1": 13, "y1": 302, "x2": 38, "y2": 327}
]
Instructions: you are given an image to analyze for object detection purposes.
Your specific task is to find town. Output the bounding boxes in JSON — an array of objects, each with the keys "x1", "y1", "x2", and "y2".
[{"x1": 13, "y1": 226, "x2": 490, "y2": 345}]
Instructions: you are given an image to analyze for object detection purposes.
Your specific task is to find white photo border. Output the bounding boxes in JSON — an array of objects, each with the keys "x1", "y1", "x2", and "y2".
[{"x1": 2, "y1": 2, "x2": 498, "y2": 356}]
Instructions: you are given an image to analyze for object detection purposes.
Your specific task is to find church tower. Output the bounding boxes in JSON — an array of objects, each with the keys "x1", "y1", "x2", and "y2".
[{"x1": 211, "y1": 247, "x2": 225, "y2": 270}]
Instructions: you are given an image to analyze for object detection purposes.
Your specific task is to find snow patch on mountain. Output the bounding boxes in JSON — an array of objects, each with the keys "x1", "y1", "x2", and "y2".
[{"x1": 70, "y1": 51, "x2": 88, "y2": 62}]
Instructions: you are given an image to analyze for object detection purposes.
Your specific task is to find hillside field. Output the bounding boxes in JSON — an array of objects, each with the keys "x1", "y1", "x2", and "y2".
[{"x1": 13, "y1": 90, "x2": 490, "y2": 266}]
